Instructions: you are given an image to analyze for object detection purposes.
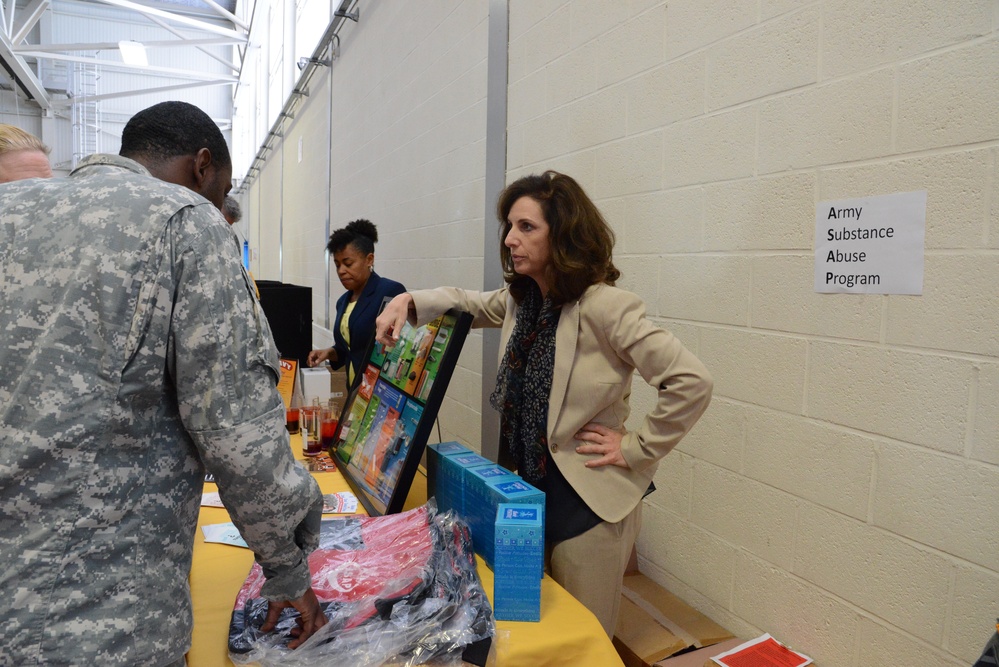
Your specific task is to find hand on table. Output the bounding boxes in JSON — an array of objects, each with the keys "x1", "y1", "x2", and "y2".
[{"x1": 260, "y1": 586, "x2": 327, "y2": 649}]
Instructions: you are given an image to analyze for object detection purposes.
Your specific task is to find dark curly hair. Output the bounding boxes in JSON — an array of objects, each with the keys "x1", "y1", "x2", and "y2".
[
  {"x1": 119, "y1": 101, "x2": 230, "y2": 168},
  {"x1": 327, "y1": 219, "x2": 378, "y2": 256},
  {"x1": 497, "y1": 171, "x2": 619, "y2": 305}
]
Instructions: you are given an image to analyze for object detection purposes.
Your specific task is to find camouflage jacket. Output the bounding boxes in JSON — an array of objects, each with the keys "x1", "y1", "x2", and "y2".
[{"x1": 0, "y1": 154, "x2": 322, "y2": 666}]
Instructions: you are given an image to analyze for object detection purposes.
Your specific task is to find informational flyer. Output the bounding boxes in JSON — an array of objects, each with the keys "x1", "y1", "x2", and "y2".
[
  {"x1": 201, "y1": 492, "x2": 225, "y2": 508},
  {"x1": 814, "y1": 190, "x2": 926, "y2": 295},
  {"x1": 276, "y1": 358, "x2": 298, "y2": 408},
  {"x1": 322, "y1": 492, "x2": 359, "y2": 514},
  {"x1": 711, "y1": 634, "x2": 812, "y2": 667},
  {"x1": 202, "y1": 522, "x2": 249, "y2": 549}
]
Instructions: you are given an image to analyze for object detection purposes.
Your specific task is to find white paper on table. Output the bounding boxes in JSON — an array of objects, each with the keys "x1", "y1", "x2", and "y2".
[
  {"x1": 201, "y1": 492, "x2": 225, "y2": 508},
  {"x1": 323, "y1": 492, "x2": 358, "y2": 514},
  {"x1": 201, "y1": 522, "x2": 249, "y2": 549},
  {"x1": 711, "y1": 633, "x2": 812, "y2": 667}
]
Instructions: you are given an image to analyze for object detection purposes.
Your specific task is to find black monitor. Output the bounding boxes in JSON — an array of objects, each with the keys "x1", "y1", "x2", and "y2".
[{"x1": 255, "y1": 280, "x2": 312, "y2": 367}]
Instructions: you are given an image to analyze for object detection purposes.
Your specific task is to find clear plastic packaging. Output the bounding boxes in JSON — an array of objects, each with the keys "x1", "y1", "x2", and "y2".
[{"x1": 228, "y1": 501, "x2": 494, "y2": 666}]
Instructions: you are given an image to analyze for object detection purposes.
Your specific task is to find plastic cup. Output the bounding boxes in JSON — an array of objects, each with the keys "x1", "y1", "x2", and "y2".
[
  {"x1": 285, "y1": 408, "x2": 300, "y2": 434},
  {"x1": 320, "y1": 404, "x2": 340, "y2": 452},
  {"x1": 300, "y1": 405, "x2": 322, "y2": 456}
]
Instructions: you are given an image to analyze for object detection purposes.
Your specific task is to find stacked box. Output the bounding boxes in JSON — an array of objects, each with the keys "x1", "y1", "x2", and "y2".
[
  {"x1": 426, "y1": 441, "x2": 472, "y2": 505},
  {"x1": 442, "y1": 452, "x2": 493, "y2": 517},
  {"x1": 463, "y1": 463, "x2": 518, "y2": 557},
  {"x1": 465, "y1": 474, "x2": 544, "y2": 569},
  {"x1": 428, "y1": 444, "x2": 490, "y2": 516},
  {"x1": 493, "y1": 503, "x2": 544, "y2": 622}
]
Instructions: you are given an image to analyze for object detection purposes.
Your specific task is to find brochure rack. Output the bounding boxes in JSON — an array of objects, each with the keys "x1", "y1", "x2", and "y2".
[{"x1": 330, "y1": 307, "x2": 472, "y2": 515}]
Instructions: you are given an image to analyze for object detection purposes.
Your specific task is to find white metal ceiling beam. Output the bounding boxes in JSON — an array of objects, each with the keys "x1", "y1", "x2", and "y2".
[
  {"x1": 196, "y1": 0, "x2": 248, "y2": 32},
  {"x1": 0, "y1": 29, "x2": 50, "y2": 107},
  {"x1": 16, "y1": 36, "x2": 245, "y2": 52},
  {"x1": 15, "y1": 49, "x2": 237, "y2": 80},
  {"x1": 47, "y1": 77, "x2": 233, "y2": 106},
  {"x1": 146, "y1": 14, "x2": 238, "y2": 72},
  {"x1": 87, "y1": 0, "x2": 244, "y2": 38},
  {"x1": 12, "y1": 0, "x2": 50, "y2": 45}
]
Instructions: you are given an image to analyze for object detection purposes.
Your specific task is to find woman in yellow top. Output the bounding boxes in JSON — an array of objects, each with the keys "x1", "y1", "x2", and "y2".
[{"x1": 307, "y1": 220, "x2": 406, "y2": 386}]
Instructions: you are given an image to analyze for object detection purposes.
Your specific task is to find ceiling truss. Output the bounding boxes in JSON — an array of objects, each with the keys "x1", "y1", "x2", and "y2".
[{"x1": 0, "y1": 0, "x2": 247, "y2": 110}]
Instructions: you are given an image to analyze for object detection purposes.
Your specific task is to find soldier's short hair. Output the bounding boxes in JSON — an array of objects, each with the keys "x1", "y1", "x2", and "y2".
[
  {"x1": 0, "y1": 124, "x2": 50, "y2": 156},
  {"x1": 223, "y1": 195, "x2": 242, "y2": 223},
  {"x1": 119, "y1": 101, "x2": 231, "y2": 168}
]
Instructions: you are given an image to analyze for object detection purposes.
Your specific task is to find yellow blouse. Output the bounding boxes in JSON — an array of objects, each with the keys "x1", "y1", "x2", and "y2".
[{"x1": 339, "y1": 299, "x2": 356, "y2": 385}]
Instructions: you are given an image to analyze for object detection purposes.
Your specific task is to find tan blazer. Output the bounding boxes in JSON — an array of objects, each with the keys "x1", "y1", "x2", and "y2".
[{"x1": 412, "y1": 283, "x2": 713, "y2": 523}]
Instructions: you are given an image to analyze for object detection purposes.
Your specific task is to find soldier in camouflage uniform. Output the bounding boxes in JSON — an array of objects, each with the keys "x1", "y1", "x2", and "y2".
[{"x1": 0, "y1": 102, "x2": 325, "y2": 666}]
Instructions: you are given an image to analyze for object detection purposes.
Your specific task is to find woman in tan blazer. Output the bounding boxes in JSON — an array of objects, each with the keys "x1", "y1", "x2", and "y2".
[{"x1": 376, "y1": 171, "x2": 712, "y2": 636}]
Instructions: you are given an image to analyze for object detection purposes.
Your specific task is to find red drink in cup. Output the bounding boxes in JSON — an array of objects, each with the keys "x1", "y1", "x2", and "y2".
[
  {"x1": 320, "y1": 405, "x2": 339, "y2": 451},
  {"x1": 300, "y1": 406, "x2": 322, "y2": 456},
  {"x1": 285, "y1": 408, "x2": 300, "y2": 434}
]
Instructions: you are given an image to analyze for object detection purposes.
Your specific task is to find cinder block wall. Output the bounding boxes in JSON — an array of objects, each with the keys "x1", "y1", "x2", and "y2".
[
  {"x1": 323, "y1": 0, "x2": 490, "y2": 447},
  {"x1": 280, "y1": 74, "x2": 332, "y2": 321},
  {"x1": 508, "y1": 2, "x2": 998, "y2": 665}
]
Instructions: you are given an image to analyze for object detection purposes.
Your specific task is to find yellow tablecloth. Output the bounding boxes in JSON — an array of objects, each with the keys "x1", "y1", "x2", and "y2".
[{"x1": 187, "y1": 439, "x2": 624, "y2": 667}]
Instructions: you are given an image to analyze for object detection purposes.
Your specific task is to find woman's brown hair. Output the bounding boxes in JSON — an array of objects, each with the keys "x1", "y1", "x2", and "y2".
[{"x1": 497, "y1": 170, "x2": 619, "y2": 305}]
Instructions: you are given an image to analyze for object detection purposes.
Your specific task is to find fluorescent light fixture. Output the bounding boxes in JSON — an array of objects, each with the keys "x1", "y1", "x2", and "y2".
[{"x1": 118, "y1": 40, "x2": 148, "y2": 66}]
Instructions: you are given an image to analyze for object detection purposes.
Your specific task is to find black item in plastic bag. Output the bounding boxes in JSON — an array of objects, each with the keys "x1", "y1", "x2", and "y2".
[{"x1": 228, "y1": 502, "x2": 494, "y2": 666}]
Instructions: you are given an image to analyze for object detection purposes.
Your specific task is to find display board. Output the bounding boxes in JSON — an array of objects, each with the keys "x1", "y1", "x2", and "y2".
[{"x1": 330, "y1": 308, "x2": 473, "y2": 515}]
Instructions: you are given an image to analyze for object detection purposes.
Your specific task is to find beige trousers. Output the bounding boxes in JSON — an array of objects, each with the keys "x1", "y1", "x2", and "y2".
[{"x1": 548, "y1": 501, "x2": 642, "y2": 637}]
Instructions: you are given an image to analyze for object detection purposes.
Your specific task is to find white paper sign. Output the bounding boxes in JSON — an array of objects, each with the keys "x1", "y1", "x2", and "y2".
[
  {"x1": 814, "y1": 190, "x2": 926, "y2": 294},
  {"x1": 202, "y1": 522, "x2": 249, "y2": 549},
  {"x1": 200, "y1": 492, "x2": 225, "y2": 508}
]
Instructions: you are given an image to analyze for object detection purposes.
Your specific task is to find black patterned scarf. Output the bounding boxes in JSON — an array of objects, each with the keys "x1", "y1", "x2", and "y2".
[{"x1": 489, "y1": 283, "x2": 561, "y2": 485}]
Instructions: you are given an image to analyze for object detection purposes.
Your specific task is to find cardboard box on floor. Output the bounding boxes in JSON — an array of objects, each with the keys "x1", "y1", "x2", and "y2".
[
  {"x1": 655, "y1": 637, "x2": 745, "y2": 666},
  {"x1": 658, "y1": 636, "x2": 819, "y2": 667},
  {"x1": 613, "y1": 573, "x2": 734, "y2": 667}
]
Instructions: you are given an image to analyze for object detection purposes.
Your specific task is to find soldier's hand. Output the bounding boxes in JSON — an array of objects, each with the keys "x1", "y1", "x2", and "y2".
[{"x1": 260, "y1": 587, "x2": 327, "y2": 649}]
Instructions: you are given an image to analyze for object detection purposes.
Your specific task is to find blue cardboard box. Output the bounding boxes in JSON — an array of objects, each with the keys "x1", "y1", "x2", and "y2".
[
  {"x1": 464, "y1": 464, "x2": 520, "y2": 544},
  {"x1": 493, "y1": 503, "x2": 544, "y2": 622},
  {"x1": 430, "y1": 446, "x2": 491, "y2": 516},
  {"x1": 426, "y1": 441, "x2": 472, "y2": 507},
  {"x1": 443, "y1": 452, "x2": 493, "y2": 516},
  {"x1": 466, "y1": 463, "x2": 518, "y2": 486},
  {"x1": 465, "y1": 474, "x2": 544, "y2": 568}
]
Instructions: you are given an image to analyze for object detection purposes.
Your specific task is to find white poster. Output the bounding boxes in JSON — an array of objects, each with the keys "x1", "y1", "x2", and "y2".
[{"x1": 814, "y1": 190, "x2": 926, "y2": 295}]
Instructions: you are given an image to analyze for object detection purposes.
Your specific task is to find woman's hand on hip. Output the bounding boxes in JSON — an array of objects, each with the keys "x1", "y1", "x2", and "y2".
[{"x1": 574, "y1": 422, "x2": 630, "y2": 469}]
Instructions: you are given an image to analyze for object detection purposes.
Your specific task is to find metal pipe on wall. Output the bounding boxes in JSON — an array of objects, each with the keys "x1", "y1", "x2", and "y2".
[{"x1": 480, "y1": 0, "x2": 509, "y2": 464}]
